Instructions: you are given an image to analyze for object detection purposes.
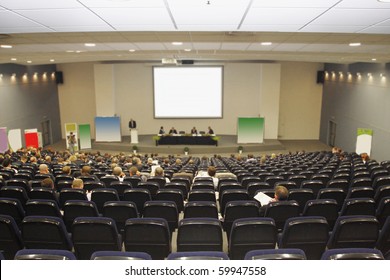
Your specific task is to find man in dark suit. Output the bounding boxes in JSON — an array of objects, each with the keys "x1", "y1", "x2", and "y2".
[{"x1": 129, "y1": 118, "x2": 137, "y2": 129}]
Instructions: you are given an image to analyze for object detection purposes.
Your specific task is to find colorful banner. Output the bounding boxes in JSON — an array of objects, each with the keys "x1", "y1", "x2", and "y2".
[
  {"x1": 8, "y1": 129, "x2": 22, "y2": 152},
  {"x1": 95, "y1": 116, "x2": 121, "y2": 142},
  {"x1": 237, "y1": 117, "x2": 265, "y2": 144},
  {"x1": 79, "y1": 124, "x2": 92, "y2": 149},
  {"x1": 65, "y1": 123, "x2": 79, "y2": 152},
  {"x1": 25, "y1": 132, "x2": 39, "y2": 149},
  {"x1": 356, "y1": 128, "x2": 373, "y2": 156}
]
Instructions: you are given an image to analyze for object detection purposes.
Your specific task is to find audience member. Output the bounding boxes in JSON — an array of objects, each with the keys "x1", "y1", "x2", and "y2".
[
  {"x1": 208, "y1": 126, "x2": 214, "y2": 134},
  {"x1": 259, "y1": 185, "x2": 289, "y2": 216},
  {"x1": 72, "y1": 178, "x2": 91, "y2": 200},
  {"x1": 153, "y1": 166, "x2": 170, "y2": 183},
  {"x1": 191, "y1": 127, "x2": 198, "y2": 134}
]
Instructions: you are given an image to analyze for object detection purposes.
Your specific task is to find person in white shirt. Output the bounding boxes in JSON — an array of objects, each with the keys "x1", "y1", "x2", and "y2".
[{"x1": 194, "y1": 166, "x2": 219, "y2": 190}]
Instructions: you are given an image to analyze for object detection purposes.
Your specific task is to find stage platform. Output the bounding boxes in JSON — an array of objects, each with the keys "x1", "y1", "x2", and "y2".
[
  {"x1": 48, "y1": 135, "x2": 330, "y2": 156},
  {"x1": 92, "y1": 134, "x2": 284, "y2": 155}
]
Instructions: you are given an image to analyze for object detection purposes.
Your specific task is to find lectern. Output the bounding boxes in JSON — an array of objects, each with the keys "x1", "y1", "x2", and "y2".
[{"x1": 130, "y1": 129, "x2": 138, "y2": 144}]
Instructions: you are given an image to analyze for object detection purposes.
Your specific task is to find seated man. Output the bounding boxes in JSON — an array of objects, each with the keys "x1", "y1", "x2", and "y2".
[
  {"x1": 158, "y1": 126, "x2": 165, "y2": 134},
  {"x1": 194, "y1": 166, "x2": 219, "y2": 190},
  {"x1": 208, "y1": 126, "x2": 214, "y2": 135},
  {"x1": 258, "y1": 185, "x2": 289, "y2": 216},
  {"x1": 169, "y1": 127, "x2": 178, "y2": 134},
  {"x1": 191, "y1": 127, "x2": 198, "y2": 134}
]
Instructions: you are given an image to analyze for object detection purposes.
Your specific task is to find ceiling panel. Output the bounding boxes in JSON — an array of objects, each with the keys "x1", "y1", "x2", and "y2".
[
  {"x1": 335, "y1": 0, "x2": 390, "y2": 8},
  {"x1": 251, "y1": 0, "x2": 340, "y2": 8},
  {"x1": 311, "y1": 9, "x2": 390, "y2": 26},
  {"x1": 0, "y1": 10, "x2": 47, "y2": 28},
  {"x1": 0, "y1": 1, "x2": 390, "y2": 65},
  {"x1": 15, "y1": 9, "x2": 109, "y2": 28},
  {"x1": 244, "y1": 8, "x2": 328, "y2": 25},
  {"x1": 0, "y1": 0, "x2": 82, "y2": 9},
  {"x1": 79, "y1": 0, "x2": 165, "y2": 8},
  {"x1": 91, "y1": 7, "x2": 173, "y2": 26}
]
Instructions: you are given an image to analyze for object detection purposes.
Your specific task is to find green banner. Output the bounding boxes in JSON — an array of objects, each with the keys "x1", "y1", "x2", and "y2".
[
  {"x1": 357, "y1": 128, "x2": 373, "y2": 136},
  {"x1": 79, "y1": 124, "x2": 92, "y2": 149}
]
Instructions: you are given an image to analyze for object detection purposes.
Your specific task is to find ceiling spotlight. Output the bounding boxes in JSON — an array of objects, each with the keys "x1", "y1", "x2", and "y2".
[
  {"x1": 261, "y1": 42, "x2": 272, "y2": 46},
  {"x1": 349, "y1": 42, "x2": 361, "y2": 47},
  {"x1": 378, "y1": 0, "x2": 390, "y2": 3},
  {"x1": 27, "y1": 61, "x2": 32, "y2": 64},
  {"x1": 11, "y1": 58, "x2": 17, "y2": 61},
  {"x1": 380, "y1": 73, "x2": 386, "y2": 77},
  {"x1": 367, "y1": 73, "x2": 372, "y2": 77},
  {"x1": 50, "y1": 59, "x2": 55, "y2": 62},
  {"x1": 0, "y1": 45, "x2": 12, "y2": 48},
  {"x1": 172, "y1": 42, "x2": 183, "y2": 46},
  {"x1": 129, "y1": 49, "x2": 135, "y2": 52},
  {"x1": 84, "y1": 43, "x2": 96, "y2": 47},
  {"x1": 184, "y1": 48, "x2": 192, "y2": 52},
  {"x1": 372, "y1": 58, "x2": 377, "y2": 61},
  {"x1": 357, "y1": 72, "x2": 361, "y2": 76}
]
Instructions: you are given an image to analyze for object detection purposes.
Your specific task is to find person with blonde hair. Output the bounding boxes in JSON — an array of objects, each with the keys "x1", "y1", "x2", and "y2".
[{"x1": 72, "y1": 178, "x2": 91, "y2": 200}]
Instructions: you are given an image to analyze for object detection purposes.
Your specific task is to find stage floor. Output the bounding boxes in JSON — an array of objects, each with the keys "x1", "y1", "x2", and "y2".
[{"x1": 48, "y1": 135, "x2": 331, "y2": 156}]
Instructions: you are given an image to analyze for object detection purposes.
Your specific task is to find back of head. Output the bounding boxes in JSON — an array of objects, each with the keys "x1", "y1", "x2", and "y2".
[
  {"x1": 113, "y1": 166, "x2": 123, "y2": 176},
  {"x1": 274, "y1": 185, "x2": 289, "y2": 201},
  {"x1": 207, "y1": 166, "x2": 216, "y2": 177},
  {"x1": 39, "y1": 164, "x2": 49, "y2": 174},
  {"x1": 41, "y1": 178, "x2": 54, "y2": 189},
  {"x1": 72, "y1": 178, "x2": 84, "y2": 189},
  {"x1": 154, "y1": 166, "x2": 164, "y2": 177},
  {"x1": 129, "y1": 166, "x2": 138, "y2": 176},
  {"x1": 81, "y1": 165, "x2": 91, "y2": 175}
]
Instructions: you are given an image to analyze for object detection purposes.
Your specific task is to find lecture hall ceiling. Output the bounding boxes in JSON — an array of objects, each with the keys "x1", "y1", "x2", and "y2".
[{"x1": 0, "y1": 0, "x2": 389, "y2": 65}]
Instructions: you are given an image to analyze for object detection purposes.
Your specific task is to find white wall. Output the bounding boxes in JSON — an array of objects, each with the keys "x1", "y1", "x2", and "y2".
[
  {"x1": 58, "y1": 61, "x2": 322, "y2": 140},
  {"x1": 57, "y1": 62, "x2": 97, "y2": 137},
  {"x1": 278, "y1": 62, "x2": 324, "y2": 139}
]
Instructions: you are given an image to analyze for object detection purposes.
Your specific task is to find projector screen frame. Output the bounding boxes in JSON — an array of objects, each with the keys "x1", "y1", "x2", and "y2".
[{"x1": 153, "y1": 65, "x2": 224, "y2": 119}]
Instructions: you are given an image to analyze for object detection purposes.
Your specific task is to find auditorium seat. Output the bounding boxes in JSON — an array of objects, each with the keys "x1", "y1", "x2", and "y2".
[
  {"x1": 109, "y1": 181, "x2": 132, "y2": 199},
  {"x1": 339, "y1": 198, "x2": 376, "y2": 216},
  {"x1": 90, "y1": 188, "x2": 119, "y2": 213},
  {"x1": 14, "y1": 249, "x2": 76, "y2": 260},
  {"x1": 317, "y1": 188, "x2": 346, "y2": 211},
  {"x1": 102, "y1": 201, "x2": 138, "y2": 233},
  {"x1": 72, "y1": 217, "x2": 122, "y2": 260},
  {"x1": 0, "y1": 215, "x2": 23, "y2": 259},
  {"x1": 143, "y1": 200, "x2": 178, "y2": 233},
  {"x1": 219, "y1": 189, "x2": 249, "y2": 214},
  {"x1": 244, "y1": 248, "x2": 306, "y2": 260},
  {"x1": 63, "y1": 200, "x2": 99, "y2": 231},
  {"x1": 321, "y1": 248, "x2": 384, "y2": 260},
  {"x1": 302, "y1": 199, "x2": 338, "y2": 229},
  {"x1": 91, "y1": 251, "x2": 152, "y2": 260},
  {"x1": 327, "y1": 215, "x2": 379, "y2": 249},
  {"x1": 176, "y1": 218, "x2": 223, "y2": 252},
  {"x1": 83, "y1": 181, "x2": 105, "y2": 192},
  {"x1": 25, "y1": 199, "x2": 62, "y2": 218},
  {"x1": 0, "y1": 198, "x2": 25, "y2": 227},
  {"x1": 167, "y1": 251, "x2": 229, "y2": 260},
  {"x1": 58, "y1": 188, "x2": 87, "y2": 209},
  {"x1": 188, "y1": 189, "x2": 216, "y2": 203},
  {"x1": 29, "y1": 187, "x2": 58, "y2": 202},
  {"x1": 264, "y1": 200, "x2": 300, "y2": 231},
  {"x1": 228, "y1": 217, "x2": 277, "y2": 260},
  {"x1": 376, "y1": 197, "x2": 390, "y2": 228},
  {"x1": 223, "y1": 200, "x2": 259, "y2": 235},
  {"x1": 123, "y1": 188, "x2": 151, "y2": 215},
  {"x1": 278, "y1": 216, "x2": 329, "y2": 260},
  {"x1": 124, "y1": 218, "x2": 171, "y2": 260},
  {"x1": 288, "y1": 188, "x2": 314, "y2": 214},
  {"x1": 5, "y1": 179, "x2": 31, "y2": 193},
  {"x1": 0, "y1": 186, "x2": 29, "y2": 206},
  {"x1": 21, "y1": 216, "x2": 72, "y2": 250},
  {"x1": 155, "y1": 188, "x2": 184, "y2": 212},
  {"x1": 183, "y1": 201, "x2": 219, "y2": 219}
]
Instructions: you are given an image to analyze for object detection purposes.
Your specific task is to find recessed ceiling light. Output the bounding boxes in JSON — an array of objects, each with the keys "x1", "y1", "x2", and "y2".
[
  {"x1": 84, "y1": 43, "x2": 96, "y2": 47},
  {"x1": 184, "y1": 48, "x2": 192, "y2": 52},
  {"x1": 50, "y1": 59, "x2": 55, "y2": 62},
  {"x1": 129, "y1": 49, "x2": 135, "y2": 52},
  {"x1": 66, "y1": 50, "x2": 74, "y2": 53},
  {"x1": 27, "y1": 61, "x2": 32, "y2": 64},
  {"x1": 172, "y1": 42, "x2": 183, "y2": 46},
  {"x1": 349, "y1": 42, "x2": 361, "y2": 47},
  {"x1": 261, "y1": 42, "x2": 272, "y2": 46},
  {"x1": 11, "y1": 58, "x2": 17, "y2": 61},
  {"x1": 1, "y1": 45, "x2": 12, "y2": 49},
  {"x1": 371, "y1": 58, "x2": 377, "y2": 61}
]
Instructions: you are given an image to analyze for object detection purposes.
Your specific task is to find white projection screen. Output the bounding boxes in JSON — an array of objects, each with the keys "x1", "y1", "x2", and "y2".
[{"x1": 153, "y1": 66, "x2": 223, "y2": 118}]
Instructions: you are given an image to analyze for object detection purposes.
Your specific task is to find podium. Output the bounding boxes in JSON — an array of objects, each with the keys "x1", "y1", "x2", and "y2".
[{"x1": 130, "y1": 129, "x2": 138, "y2": 144}]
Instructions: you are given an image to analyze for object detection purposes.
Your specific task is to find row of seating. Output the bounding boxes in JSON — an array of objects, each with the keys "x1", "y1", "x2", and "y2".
[
  {"x1": 1, "y1": 189, "x2": 389, "y2": 235},
  {"x1": 5, "y1": 248, "x2": 387, "y2": 260},
  {"x1": 1, "y1": 214, "x2": 389, "y2": 260}
]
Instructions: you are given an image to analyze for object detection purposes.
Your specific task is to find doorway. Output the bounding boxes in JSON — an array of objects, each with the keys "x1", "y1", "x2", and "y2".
[
  {"x1": 328, "y1": 120, "x2": 337, "y2": 147},
  {"x1": 41, "y1": 120, "x2": 52, "y2": 147}
]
